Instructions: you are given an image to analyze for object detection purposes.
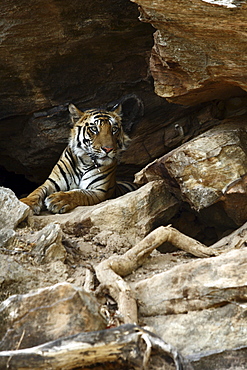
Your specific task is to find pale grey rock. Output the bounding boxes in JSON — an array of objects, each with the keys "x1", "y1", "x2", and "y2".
[
  {"x1": 27, "y1": 223, "x2": 66, "y2": 263},
  {"x1": 34, "y1": 180, "x2": 180, "y2": 246},
  {"x1": 0, "y1": 187, "x2": 30, "y2": 247},
  {"x1": 133, "y1": 248, "x2": 247, "y2": 316},
  {"x1": 0, "y1": 229, "x2": 15, "y2": 249},
  {"x1": 0, "y1": 254, "x2": 32, "y2": 289},
  {"x1": 132, "y1": 248, "x2": 247, "y2": 357},
  {"x1": 0, "y1": 187, "x2": 30, "y2": 230},
  {"x1": 144, "y1": 303, "x2": 247, "y2": 360}
]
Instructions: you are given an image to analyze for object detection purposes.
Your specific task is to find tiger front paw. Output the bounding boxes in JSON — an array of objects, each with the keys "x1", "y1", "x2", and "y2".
[
  {"x1": 45, "y1": 192, "x2": 74, "y2": 214},
  {"x1": 20, "y1": 197, "x2": 42, "y2": 215}
]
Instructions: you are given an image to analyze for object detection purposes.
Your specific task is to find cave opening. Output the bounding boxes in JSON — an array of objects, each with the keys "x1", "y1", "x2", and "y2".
[{"x1": 0, "y1": 166, "x2": 37, "y2": 198}]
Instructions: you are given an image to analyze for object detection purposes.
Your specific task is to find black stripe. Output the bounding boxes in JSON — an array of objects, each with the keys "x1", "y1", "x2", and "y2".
[
  {"x1": 77, "y1": 126, "x2": 82, "y2": 148},
  {"x1": 65, "y1": 148, "x2": 76, "y2": 171},
  {"x1": 60, "y1": 158, "x2": 77, "y2": 184},
  {"x1": 96, "y1": 188, "x2": 107, "y2": 193},
  {"x1": 93, "y1": 114, "x2": 111, "y2": 120},
  {"x1": 47, "y1": 177, "x2": 61, "y2": 192},
  {"x1": 86, "y1": 172, "x2": 109, "y2": 188},
  {"x1": 57, "y1": 163, "x2": 70, "y2": 190},
  {"x1": 88, "y1": 189, "x2": 101, "y2": 202},
  {"x1": 82, "y1": 127, "x2": 90, "y2": 146},
  {"x1": 116, "y1": 182, "x2": 137, "y2": 196},
  {"x1": 83, "y1": 189, "x2": 101, "y2": 203},
  {"x1": 64, "y1": 150, "x2": 80, "y2": 182}
]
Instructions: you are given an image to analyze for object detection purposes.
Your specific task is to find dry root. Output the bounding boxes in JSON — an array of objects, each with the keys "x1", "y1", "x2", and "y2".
[{"x1": 95, "y1": 224, "x2": 245, "y2": 324}]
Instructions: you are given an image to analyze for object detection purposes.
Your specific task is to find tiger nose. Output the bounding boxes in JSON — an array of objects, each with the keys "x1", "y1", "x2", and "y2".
[{"x1": 102, "y1": 146, "x2": 113, "y2": 153}]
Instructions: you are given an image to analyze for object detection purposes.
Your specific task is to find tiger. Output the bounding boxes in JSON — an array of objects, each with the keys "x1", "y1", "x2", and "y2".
[{"x1": 20, "y1": 103, "x2": 137, "y2": 214}]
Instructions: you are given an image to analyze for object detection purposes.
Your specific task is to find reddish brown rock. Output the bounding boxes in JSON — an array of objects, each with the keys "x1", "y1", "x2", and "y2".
[{"x1": 132, "y1": 0, "x2": 247, "y2": 104}]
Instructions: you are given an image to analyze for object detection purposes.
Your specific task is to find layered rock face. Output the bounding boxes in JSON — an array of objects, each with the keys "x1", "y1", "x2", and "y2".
[
  {"x1": 0, "y1": 0, "x2": 152, "y2": 118},
  {"x1": 131, "y1": 0, "x2": 247, "y2": 104}
]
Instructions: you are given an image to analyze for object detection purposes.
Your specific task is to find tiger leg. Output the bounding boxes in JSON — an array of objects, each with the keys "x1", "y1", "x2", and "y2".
[
  {"x1": 45, "y1": 189, "x2": 109, "y2": 214},
  {"x1": 20, "y1": 180, "x2": 56, "y2": 215}
]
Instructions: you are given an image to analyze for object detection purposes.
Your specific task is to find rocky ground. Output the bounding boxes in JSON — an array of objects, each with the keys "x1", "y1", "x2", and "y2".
[{"x1": 0, "y1": 167, "x2": 246, "y2": 369}]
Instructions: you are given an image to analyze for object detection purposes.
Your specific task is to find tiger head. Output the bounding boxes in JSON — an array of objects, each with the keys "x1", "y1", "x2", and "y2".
[{"x1": 68, "y1": 103, "x2": 130, "y2": 167}]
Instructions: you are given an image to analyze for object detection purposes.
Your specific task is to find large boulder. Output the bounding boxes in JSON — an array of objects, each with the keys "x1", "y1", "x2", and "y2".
[
  {"x1": 132, "y1": 0, "x2": 247, "y2": 104},
  {"x1": 131, "y1": 248, "x2": 247, "y2": 363},
  {"x1": 135, "y1": 119, "x2": 247, "y2": 226},
  {"x1": 0, "y1": 282, "x2": 106, "y2": 350}
]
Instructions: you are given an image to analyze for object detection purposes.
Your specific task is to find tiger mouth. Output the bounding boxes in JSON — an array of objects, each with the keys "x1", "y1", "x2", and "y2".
[{"x1": 90, "y1": 153, "x2": 115, "y2": 167}]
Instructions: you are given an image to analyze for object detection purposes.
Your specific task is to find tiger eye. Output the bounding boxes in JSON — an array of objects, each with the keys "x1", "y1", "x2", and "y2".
[{"x1": 89, "y1": 126, "x2": 98, "y2": 134}]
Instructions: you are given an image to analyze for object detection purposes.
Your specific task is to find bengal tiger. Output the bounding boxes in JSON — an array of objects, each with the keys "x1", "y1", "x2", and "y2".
[{"x1": 20, "y1": 103, "x2": 136, "y2": 214}]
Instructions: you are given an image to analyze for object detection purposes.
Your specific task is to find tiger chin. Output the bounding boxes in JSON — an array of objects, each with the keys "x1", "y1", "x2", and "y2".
[{"x1": 20, "y1": 103, "x2": 136, "y2": 214}]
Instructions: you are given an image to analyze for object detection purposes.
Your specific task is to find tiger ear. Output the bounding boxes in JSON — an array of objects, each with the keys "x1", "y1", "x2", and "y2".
[
  {"x1": 112, "y1": 103, "x2": 122, "y2": 116},
  {"x1": 69, "y1": 104, "x2": 84, "y2": 125}
]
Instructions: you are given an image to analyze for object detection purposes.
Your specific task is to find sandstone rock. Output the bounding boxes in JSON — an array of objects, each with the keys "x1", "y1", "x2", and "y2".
[
  {"x1": 34, "y1": 180, "x2": 180, "y2": 246},
  {"x1": 27, "y1": 223, "x2": 67, "y2": 263},
  {"x1": 132, "y1": 248, "x2": 247, "y2": 357},
  {"x1": 0, "y1": 187, "x2": 29, "y2": 230},
  {"x1": 0, "y1": 0, "x2": 229, "y2": 189},
  {"x1": 0, "y1": 1, "x2": 152, "y2": 118},
  {"x1": 133, "y1": 248, "x2": 247, "y2": 316},
  {"x1": 0, "y1": 187, "x2": 30, "y2": 247},
  {"x1": 144, "y1": 304, "x2": 247, "y2": 369},
  {"x1": 0, "y1": 229, "x2": 15, "y2": 249},
  {"x1": 0, "y1": 282, "x2": 106, "y2": 351},
  {"x1": 189, "y1": 345, "x2": 247, "y2": 370},
  {"x1": 132, "y1": 0, "x2": 247, "y2": 104},
  {"x1": 135, "y1": 121, "x2": 247, "y2": 226},
  {"x1": 0, "y1": 255, "x2": 33, "y2": 299}
]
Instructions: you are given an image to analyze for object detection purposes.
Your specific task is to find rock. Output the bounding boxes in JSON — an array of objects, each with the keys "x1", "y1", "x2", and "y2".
[
  {"x1": 34, "y1": 180, "x2": 180, "y2": 246},
  {"x1": 218, "y1": 173, "x2": 247, "y2": 225},
  {"x1": 189, "y1": 345, "x2": 247, "y2": 370},
  {"x1": 0, "y1": 187, "x2": 30, "y2": 247},
  {"x1": 132, "y1": 248, "x2": 247, "y2": 358},
  {"x1": 133, "y1": 248, "x2": 247, "y2": 316},
  {"x1": 135, "y1": 120, "x2": 247, "y2": 226},
  {"x1": 0, "y1": 1, "x2": 152, "y2": 118},
  {"x1": 0, "y1": 255, "x2": 33, "y2": 300},
  {"x1": 27, "y1": 223, "x2": 67, "y2": 263},
  {"x1": 0, "y1": 229, "x2": 16, "y2": 249},
  {"x1": 0, "y1": 187, "x2": 29, "y2": 230},
  {"x1": 132, "y1": 0, "x2": 247, "y2": 104},
  {"x1": 0, "y1": 282, "x2": 106, "y2": 351},
  {"x1": 145, "y1": 305, "x2": 247, "y2": 369}
]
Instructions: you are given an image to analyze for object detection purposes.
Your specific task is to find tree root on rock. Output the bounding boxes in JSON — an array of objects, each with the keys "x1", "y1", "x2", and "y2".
[{"x1": 95, "y1": 225, "x2": 240, "y2": 325}]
